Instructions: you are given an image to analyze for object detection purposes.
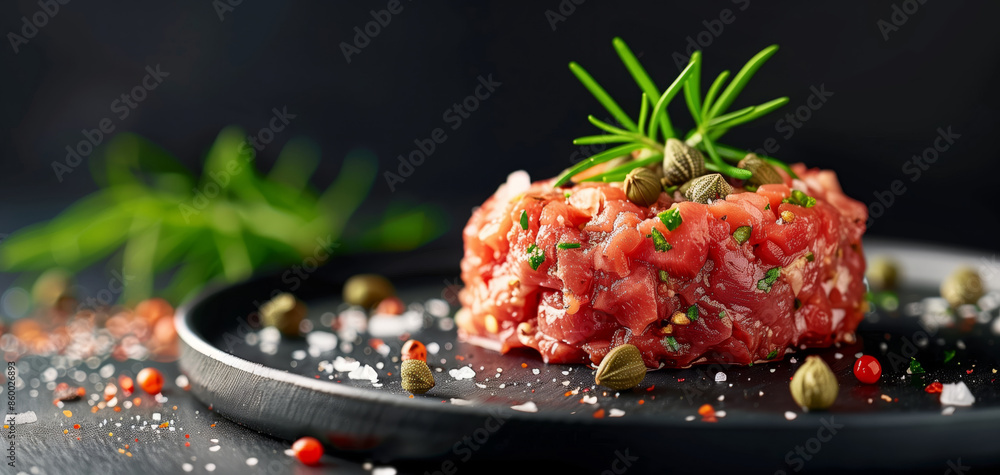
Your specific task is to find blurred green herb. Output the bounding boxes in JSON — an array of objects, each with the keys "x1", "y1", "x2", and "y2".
[{"x1": 0, "y1": 127, "x2": 447, "y2": 303}]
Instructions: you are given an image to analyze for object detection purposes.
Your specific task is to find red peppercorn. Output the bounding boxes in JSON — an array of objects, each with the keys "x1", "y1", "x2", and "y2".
[
  {"x1": 119, "y1": 375, "x2": 135, "y2": 396},
  {"x1": 292, "y1": 436, "x2": 323, "y2": 466},
  {"x1": 375, "y1": 296, "x2": 405, "y2": 315},
  {"x1": 925, "y1": 381, "x2": 943, "y2": 394},
  {"x1": 853, "y1": 355, "x2": 882, "y2": 384},
  {"x1": 401, "y1": 339, "x2": 427, "y2": 362},
  {"x1": 136, "y1": 368, "x2": 164, "y2": 395}
]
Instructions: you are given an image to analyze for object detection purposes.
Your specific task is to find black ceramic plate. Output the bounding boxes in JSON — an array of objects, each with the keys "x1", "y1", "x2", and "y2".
[{"x1": 176, "y1": 240, "x2": 1000, "y2": 474}]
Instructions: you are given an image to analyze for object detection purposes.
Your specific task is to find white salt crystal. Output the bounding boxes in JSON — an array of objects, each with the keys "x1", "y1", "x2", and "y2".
[
  {"x1": 449, "y1": 366, "x2": 476, "y2": 381},
  {"x1": 940, "y1": 382, "x2": 975, "y2": 406},
  {"x1": 511, "y1": 401, "x2": 538, "y2": 413}
]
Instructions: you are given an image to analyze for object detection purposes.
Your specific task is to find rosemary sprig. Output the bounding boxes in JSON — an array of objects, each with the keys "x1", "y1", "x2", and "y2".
[
  {"x1": 0, "y1": 128, "x2": 447, "y2": 303},
  {"x1": 557, "y1": 38, "x2": 795, "y2": 186}
]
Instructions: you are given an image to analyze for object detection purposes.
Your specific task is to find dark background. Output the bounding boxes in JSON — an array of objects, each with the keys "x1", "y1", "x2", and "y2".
[{"x1": 2, "y1": 0, "x2": 998, "y2": 252}]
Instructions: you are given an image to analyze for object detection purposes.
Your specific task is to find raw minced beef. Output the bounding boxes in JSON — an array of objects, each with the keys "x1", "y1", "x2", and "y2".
[{"x1": 457, "y1": 165, "x2": 868, "y2": 368}]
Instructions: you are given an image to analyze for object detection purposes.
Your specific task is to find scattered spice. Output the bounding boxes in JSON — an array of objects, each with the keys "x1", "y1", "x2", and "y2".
[
  {"x1": 670, "y1": 312, "x2": 690, "y2": 326},
  {"x1": 137, "y1": 368, "x2": 164, "y2": 395},
  {"x1": 291, "y1": 436, "x2": 324, "y2": 466},
  {"x1": 401, "y1": 339, "x2": 427, "y2": 362},
  {"x1": 924, "y1": 382, "x2": 943, "y2": 394},
  {"x1": 698, "y1": 404, "x2": 717, "y2": 423},
  {"x1": 118, "y1": 375, "x2": 134, "y2": 396},
  {"x1": 375, "y1": 296, "x2": 405, "y2": 315},
  {"x1": 853, "y1": 355, "x2": 882, "y2": 384}
]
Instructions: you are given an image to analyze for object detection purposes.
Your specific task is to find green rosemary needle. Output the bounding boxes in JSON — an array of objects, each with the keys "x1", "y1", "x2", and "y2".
[{"x1": 557, "y1": 37, "x2": 795, "y2": 188}]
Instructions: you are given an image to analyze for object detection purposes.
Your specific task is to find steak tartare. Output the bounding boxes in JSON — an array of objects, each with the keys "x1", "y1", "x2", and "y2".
[{"x1": 457, "y1": 165, "x2": 868, "y2": 368}]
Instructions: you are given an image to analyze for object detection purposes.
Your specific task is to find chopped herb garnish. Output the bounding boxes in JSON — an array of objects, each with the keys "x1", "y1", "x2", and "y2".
[
  {"x1": 805, "y1": 251, "x2": 815, "y2": 262},
  {"x1": 647, "y1": 228, "x2": 672, "y2": 252},
  {"x1": 663, "y1": 336, "x2": 679, "y2": 352},
  {"x1": 943, "y1": 350, "x2": 956, "y2": 363},
  {"x1": 564, "y1": 191, "x2": 572, "y2": 198},
  {"x1": 718, "y1": 310, "x2": 726, "y2": 319},
  {"x1": 794, "y1": 298, "x2": 802, "y2": 310},
  {"x1": 557, "y1": 242, "x2": 581, "y2": 249},
  {"x1": 784, "y1": 190, "x2": 817, "y2": 208},
  {"x1": 764, "y1": 203, "x2": 770, "y2": 210},
  {"x1": 526, "y1": 244, "x2": 546, "y2": 270},
  {"x1": 658, "y1": 208, "x2": 683, "y2": 231},
  {"x1": 687, "y1": 304, "x2": 699, "y2": 322},
  {"x1": 744, "y1": 184, "x2": 758, "y2": 192},
  {"x1": 658, "y1": 269, "x2": 669, "y2": 283},
  {"x1": 519, "y1": 210, "x2": 529, "y2": 230},
  {"x1": 757, "y1": 267, "x2": 781, "y2": 292},
  {"x1": 766, "y1": 349, "x2": 778, "y2": 359},
  {"x1": 909, "y1": 357, "x2": 926, "y2": 374},
  {"x1": 733, "y1": 225, "x2": 751, "y2": 245}
]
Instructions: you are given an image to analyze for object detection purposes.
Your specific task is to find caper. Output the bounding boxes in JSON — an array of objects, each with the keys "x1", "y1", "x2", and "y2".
[
  {"x1": 624, "y1": 168, "x2": 662, "y2": 207},
  {"x1": 260, "y1": 292, "x2": 308, "y2": 336},
  {"x1": 941, "y1": 267, "x2": 984, "y2": 309},
  {"x1": 594, "y1": 344, "x2": 646, "y2": 390},
  {"x1": 738, "y1": 153, "x2": 783, "y2": 187},
  {"x1": 789, "y1": 355, "x2": 838, "y2": 410},
  {"x1": 866, "y1": 257, "x2": 899, "y2": 290},
  {"x1": 401, "y1": 359, "x2": 435, "y2": 394},
  {"x1": 682, "y1": 173, "x2": 733, "y2": 204},
  {"x1": 661, "y1": 138, "x2": 706, "y2": 186},
  {"x1": 343, "y1": 274, "x2": 396, "y2": 308}
]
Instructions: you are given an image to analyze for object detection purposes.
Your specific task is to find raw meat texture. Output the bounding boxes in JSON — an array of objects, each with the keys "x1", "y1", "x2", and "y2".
[{"x1": 457, "y1": 165, "x2": 868, "y2": 368}]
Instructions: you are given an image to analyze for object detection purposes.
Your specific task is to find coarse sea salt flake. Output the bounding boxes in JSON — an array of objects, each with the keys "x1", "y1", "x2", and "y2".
[
  {"x1": 714, "y1": 372, "x2": 727, "y2": 382},
  {"x1": 348, "y1": 365, "x2": 379, "y2": 382},
  {"x1": 511, "y1": 401, "x2": 538, "y2": 413},
  {"x1": 608, "y1": 408, "x2": 625, "y2": 417},
  {"x1": 4, "y1": 412, "x2": 36, "y2": 425},
  {"x1": 940, "y1": 382, "x2": 975, "y2": 406},
  {"x1": 449, "y1": 366, "x2": 476, "y2": 381},
  {"x1": 333, "y1": 356, "x2": 361, "y2": 373}
]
